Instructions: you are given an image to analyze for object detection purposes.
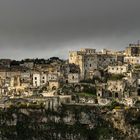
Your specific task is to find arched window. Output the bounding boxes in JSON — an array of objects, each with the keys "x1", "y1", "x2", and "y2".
[{"x1": 52, "y1": 86, "x2": 56, "y2": 90}]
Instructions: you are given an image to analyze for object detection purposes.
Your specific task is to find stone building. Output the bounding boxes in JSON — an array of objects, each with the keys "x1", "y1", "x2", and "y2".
[
  {"x1": 108, "y1": 65, "x2": 128, "y2": 74},
  {"x1": 10, "y1": 76, "x2": 21, "y2": 87},
  {"x1": 101, "y1": 49, "x2": 114, "y2": 54},
  {"x1": 68, "y1": 73, "x2": 80, "y2": 84},
  {"x1": 84, "y1": 55, "x2": 98, "y2": 79},
  {"x1": 32, "y1": 72, "x2": 48, "y2": 87},
  {"x1": 124, "y1": 56, "x2": 140, "y2": 64},
  {"x1": 125, "y1": 43, "x2": 140, "y2": 57},
  {"x1": 107, "y1": 80, "x2": 126, "y2": 98},
  {"x1": 48, "y1": 73, "x2": 58, "y2": 81},
  {"x1": 0, "y1": 68, "x2": 8, "y2": 80},
  {"x1": 69, "y1": 48, "x2": 118, "y2": 79},
  {"x1": 97, "y1": 54, "x2": 117, "y2": 68},
  {"x1": 96, "y1": 84, "x2": 107, "y2": 98},
  {"x1": 32, "y1": 71, "x2": 59, "y2": 88},
  {"x1": 49, "y1": 80, "x2": 59, "y2": 90},
  {"x1": 33, "y1": 72, "x2": 41, "y2": 87},
  {"x1": 69, "y1": 48, "x2": 98, "y2": 79},
  {"x1": 20, "y1": 71, "x2": 31, "y2": 88}
]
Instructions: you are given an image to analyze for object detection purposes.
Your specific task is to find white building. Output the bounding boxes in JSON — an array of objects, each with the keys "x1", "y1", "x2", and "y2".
[
  {"x1": 124, "y1": 56, "x2": 140, "y2": 64},
  {"x1": 33, "y1": 72, "x2": 48, "y2": 87},
  {"x1": 33, "y1": 73, "x2": 41, "y2": 87},
  {"x1": 108, "y1": 65, "x2": 128, "y2": 74},
  {"x1": 33, "y1": 72, "x2": 59, "y2": 87}
]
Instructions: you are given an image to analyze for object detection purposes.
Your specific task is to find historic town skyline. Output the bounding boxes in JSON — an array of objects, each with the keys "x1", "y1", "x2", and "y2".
[{"x1": 0, "y1": 1, "x2": 140, "y2": 139}]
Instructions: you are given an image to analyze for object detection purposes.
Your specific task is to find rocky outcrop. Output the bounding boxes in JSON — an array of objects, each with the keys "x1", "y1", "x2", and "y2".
[
  {"x1": 104, "y1": 108, "x2": 140, "y2": 140},
  {"x1": 0, "y1": 105, "x2": 139, "y2": 140}
]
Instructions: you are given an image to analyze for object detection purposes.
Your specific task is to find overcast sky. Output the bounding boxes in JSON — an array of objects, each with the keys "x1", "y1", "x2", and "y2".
[{"x1": 0, "y1": 0, "x2": 140, "y2": 60}]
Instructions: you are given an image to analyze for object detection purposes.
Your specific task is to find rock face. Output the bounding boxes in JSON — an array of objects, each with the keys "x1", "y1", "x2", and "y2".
[
  {"x1": 105, "y1": 108, "x2": 140, "y2": 140},
  {"x1": 0, "y1": 105, "x2": 139, "y2": 140}
]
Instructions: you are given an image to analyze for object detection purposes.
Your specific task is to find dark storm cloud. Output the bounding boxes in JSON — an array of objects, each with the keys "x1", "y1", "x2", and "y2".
[{"x1": 0, "y1": 0, "x2": 140, "y2": 59}]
